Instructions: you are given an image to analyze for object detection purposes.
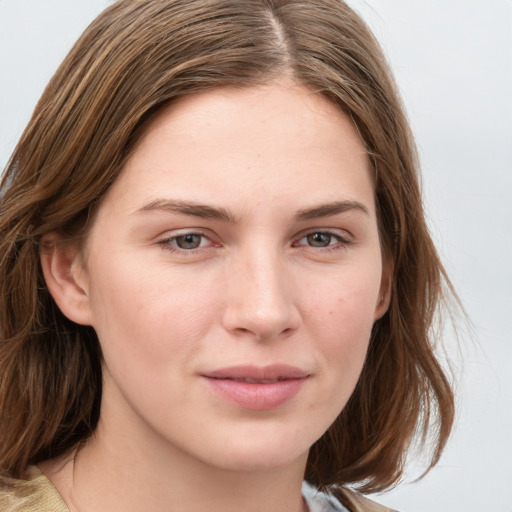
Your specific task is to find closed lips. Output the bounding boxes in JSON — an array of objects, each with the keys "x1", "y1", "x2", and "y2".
[
  {"x1": 201, "y1": 365, "x2": 310, "y2": 410},
  {"x1": 202, "y1": 364, "x2": 310, "y2": 381},
  {"x1": 218, "y1": 377, "x2": 291, "y2": 383}
]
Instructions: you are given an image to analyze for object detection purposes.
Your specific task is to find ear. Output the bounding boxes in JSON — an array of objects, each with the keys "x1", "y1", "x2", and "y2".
[
  {"x1": 40, "y1": 232, "x2": 93, "y2": 326},
  {"x1": 374, "y1": 258, "x2": 393, "y2": 321}
]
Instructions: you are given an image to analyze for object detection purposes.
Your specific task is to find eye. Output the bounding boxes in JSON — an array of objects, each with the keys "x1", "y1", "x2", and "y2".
[
  {"x1": 294, "y1": 230, "x2": 351, "y2": 250},
  {"x1": 174, "y1": 233, "x2": 205, "y2": 250},
  {"x1": 158, "y1": 232, "x2": 213, "y2": 253},
  {"x1": 305, "y1": 232, "x2": 336, "y2": 247}
]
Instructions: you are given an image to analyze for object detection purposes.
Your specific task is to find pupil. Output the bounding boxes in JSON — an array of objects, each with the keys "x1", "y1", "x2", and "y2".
[
  {"x1": 177, "y1": 234, "x2": 201, "y2": 249},
  {"x1": 307, "y1": 232, "x2": 331, "y2": 247}
]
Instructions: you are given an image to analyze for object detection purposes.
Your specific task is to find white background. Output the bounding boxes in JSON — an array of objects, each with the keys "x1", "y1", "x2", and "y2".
[{"x1": 1, "y1": 1, "x2": 511, "y2": 511}]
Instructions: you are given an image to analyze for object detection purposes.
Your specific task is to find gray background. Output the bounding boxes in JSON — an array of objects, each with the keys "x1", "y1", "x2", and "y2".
[{"x1": 1, "y1": 1, "x2": 511, "y2": 510}]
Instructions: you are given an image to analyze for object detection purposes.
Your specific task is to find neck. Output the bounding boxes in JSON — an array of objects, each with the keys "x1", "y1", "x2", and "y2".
[{"x1": 41, "y1": 416, "x2": 308, "y2": 512}]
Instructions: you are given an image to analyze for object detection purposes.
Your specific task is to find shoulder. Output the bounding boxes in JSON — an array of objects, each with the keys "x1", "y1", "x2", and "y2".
[
  {"x1": 302, "y1": 481, "x2": 398, "y2": 512},
  {"x1": 0, "y1": 466, "x2": 69, "y2": 512}
]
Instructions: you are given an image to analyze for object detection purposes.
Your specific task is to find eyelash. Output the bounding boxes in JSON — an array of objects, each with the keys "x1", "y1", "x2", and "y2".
[
  {"x1": 157, "y1": 231, "x2": 214, "y2": 254},
  {"x1": 293, "y1": 230, "x2": 352, "y2": 252},
  {"x1": 157, "y1": 229, "x2": 352, "y2": 255}
]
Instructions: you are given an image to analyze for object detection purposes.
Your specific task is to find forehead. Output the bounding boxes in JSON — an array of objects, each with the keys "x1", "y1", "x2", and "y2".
[
  {"x1": 101, "y1": 83, "x2": 374, "y2": 218},
  {"x1": 138, "y1": 83, "x2": 367, "y2": 162}
]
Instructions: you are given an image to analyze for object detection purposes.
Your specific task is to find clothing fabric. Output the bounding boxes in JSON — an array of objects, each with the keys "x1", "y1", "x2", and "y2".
[
  {"x1": 302, "y1": 481, "x2": 350, "y2": 511},
  {"x1": 0, "y1": 466, "x2": 397, "y2": 512},
  {"x1": 302, "y1": 481, "x2": 398, "y2": 512},
  {"x1": 0, "y1": 466, "x2": 68, "y2": 512}
]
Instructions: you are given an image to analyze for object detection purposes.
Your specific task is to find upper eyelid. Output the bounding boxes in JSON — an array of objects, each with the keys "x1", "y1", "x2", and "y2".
[
  {"x1": 157, "y1": 228, "x2": 215, "y2": 240},
  {"x1": 294, "y1": 227, "x2": 353, "y2": 241},
  {"x1": 156, "y1": 232, "x2": 217, "y2": 255},
  {"x1": 156, "y1": 229, "x2": 216, "y2": 248}
]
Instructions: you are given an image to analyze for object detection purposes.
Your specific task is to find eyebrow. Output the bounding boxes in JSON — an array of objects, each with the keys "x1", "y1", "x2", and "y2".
[
  {"x1": 294, "y1": 200, "x2": 369, "y2": 221},
  {"x1": 136, "y1": 199, "x2": 238, "y2": 223},
  {"x1": 136, "y1": 198, "x2": 369, "y2": 223}
]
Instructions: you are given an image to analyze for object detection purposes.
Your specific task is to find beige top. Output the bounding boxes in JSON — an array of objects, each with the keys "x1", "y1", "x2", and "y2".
[
  {"x1": 0, "y1": 466, "x2": 397, "y2": 512},
  {"x1": 0, "y1": 466, "x2": 68, "y2": 512}
]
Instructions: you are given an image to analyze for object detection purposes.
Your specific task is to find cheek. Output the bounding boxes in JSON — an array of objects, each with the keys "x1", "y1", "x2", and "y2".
[
  {"x1": 86, "y1": 255, "x2": 220, "y2": 368},
  {"x1": 302, "y1": 263, "x2": 381, "y2": 392},
  {"x1": 304, "y1": 260, "x2": 381, "y2": 335},
  {"x1": 317, "y1": 299, "x2": 374, "y2": 379}
]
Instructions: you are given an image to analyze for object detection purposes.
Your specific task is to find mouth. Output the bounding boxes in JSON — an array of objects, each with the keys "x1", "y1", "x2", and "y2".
[
  {"x1": 203, "y1": 364, "x2": 309, "y2": 382},
  {"x1": 217, "y1": 377, "x2": 290, "y2": 384},
  {"x1": 201, "y1": 364, "x2": 310, "y2": 410}
]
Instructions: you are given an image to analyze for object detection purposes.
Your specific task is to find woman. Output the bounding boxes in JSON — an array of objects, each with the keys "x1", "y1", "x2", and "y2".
[{"x1": 0, "y1": 1, "x2": 455, "y2": 511}]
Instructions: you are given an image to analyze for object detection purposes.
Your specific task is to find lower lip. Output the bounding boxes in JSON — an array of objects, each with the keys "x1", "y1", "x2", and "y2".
[{"x1": 202, "y1": 377, "x2": 307, "y2": 410}]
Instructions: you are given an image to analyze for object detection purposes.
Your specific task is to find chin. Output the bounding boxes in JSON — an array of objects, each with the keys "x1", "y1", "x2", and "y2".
[
  {"x1": 213, "y1": 449, "x2": 307, "y2": 473},
  {"x1": 197, "y1": 426, "x2": 314, "y2": 473}
]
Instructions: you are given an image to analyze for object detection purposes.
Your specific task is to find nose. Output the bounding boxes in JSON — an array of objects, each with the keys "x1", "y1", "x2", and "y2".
[{"x1": 221, "y1": 247, "x2": 301, "y2": 341}]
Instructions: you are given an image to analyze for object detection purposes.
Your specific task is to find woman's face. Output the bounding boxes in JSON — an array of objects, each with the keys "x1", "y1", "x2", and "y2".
[{"x1": 65, "y1": 84, "x2": 390, "y2": 473}]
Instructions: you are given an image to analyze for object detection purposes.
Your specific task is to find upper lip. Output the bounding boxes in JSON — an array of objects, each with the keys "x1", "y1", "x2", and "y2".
[{"x1": 202, "y1": 364, "x2": 309, "y2": 382}]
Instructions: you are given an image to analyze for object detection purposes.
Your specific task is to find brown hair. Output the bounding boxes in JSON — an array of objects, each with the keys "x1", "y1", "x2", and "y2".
[{"x1": 0, "y1": 0, "x2": 454, "y2": 498}]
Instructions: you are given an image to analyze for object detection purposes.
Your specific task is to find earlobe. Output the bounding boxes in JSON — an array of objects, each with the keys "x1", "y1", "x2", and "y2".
[{"x1": 40, "y1": 233, "x2": 93, "y2": 326}]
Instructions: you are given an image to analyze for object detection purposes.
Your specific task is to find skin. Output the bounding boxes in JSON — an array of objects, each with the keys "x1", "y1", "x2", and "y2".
[{"x1": 41, "y1": 83, "x2": 391, "y2": 512}]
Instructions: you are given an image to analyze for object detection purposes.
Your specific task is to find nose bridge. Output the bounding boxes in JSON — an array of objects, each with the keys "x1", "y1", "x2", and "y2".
[{"x1": 223, "y1": 243, "x2": 298, "y2": 340}]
